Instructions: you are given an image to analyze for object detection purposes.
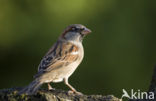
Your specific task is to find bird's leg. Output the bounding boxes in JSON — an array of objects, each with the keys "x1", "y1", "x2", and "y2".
[
  {"x1": 47, "y1": 83, "x2": 53, "y2": 90},
  {"x1": 64, "y1": 78, "x2": 83, "y2": 95}
]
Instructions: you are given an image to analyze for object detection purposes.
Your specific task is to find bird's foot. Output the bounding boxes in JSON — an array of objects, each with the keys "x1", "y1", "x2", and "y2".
[
  {"x1": 48, "y1": 88, "x2": 56, "y2": 91},
  {"x1": 68, "y1": 90, "x2": 83, "y2": 95}
]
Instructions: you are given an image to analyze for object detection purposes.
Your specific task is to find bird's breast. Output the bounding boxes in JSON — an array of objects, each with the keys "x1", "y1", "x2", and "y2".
[{"x1": 54, "y1": 42, "x2": 84, "y2": 80}]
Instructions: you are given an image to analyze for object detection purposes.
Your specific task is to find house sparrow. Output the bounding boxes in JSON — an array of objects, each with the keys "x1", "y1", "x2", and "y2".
[{"x1": 19, "y1": 24, "x2": 91, "y2": 95}]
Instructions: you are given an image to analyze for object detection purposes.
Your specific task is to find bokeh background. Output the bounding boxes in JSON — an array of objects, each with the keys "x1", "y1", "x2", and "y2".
[{"x1": 0, "y1": 0, "x2": 156, "y2": 98}]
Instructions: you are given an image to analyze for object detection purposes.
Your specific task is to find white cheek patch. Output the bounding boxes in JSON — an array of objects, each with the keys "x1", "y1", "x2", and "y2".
[{"x1": 71, "y1": 51, "x2": 79, "y2": 55}]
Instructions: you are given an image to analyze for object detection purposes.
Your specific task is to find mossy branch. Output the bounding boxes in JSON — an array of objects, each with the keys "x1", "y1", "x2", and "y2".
[{"x1": 0, "y1": 88, "x2": 120, "y2": 101}]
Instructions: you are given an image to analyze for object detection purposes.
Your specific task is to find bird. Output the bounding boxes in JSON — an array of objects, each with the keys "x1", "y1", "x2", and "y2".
[{"x1": 19, "y1": 24, "x2": 91, "y2": 95}]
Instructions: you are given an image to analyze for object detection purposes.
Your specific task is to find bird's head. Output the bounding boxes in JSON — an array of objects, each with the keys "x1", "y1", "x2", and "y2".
[{"x1": 60, "y1": 24, "x2": 91, "y2": 42}]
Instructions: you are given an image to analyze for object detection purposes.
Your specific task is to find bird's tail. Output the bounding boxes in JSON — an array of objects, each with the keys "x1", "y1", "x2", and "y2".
[{"x1": 19, "y1": 79, "x2": 43, "y2": 95}]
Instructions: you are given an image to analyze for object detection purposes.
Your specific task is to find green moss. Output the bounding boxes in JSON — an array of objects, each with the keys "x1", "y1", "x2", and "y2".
[{"x1": 0, "y1": 88, "x2": 120, "y2": 101}]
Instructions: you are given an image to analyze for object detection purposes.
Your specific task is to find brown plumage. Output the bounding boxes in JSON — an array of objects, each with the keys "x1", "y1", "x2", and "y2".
[{"x1": 19, "y1": 24, "x2": 91, "y2": 95}]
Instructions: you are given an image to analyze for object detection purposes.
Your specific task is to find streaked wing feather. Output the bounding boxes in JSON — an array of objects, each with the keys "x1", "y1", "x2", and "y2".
[{"x1": 35, "y1": 41, "x2": 79, "y2": 78}]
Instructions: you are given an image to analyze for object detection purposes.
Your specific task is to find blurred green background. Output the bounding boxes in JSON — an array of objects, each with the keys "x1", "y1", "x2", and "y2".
[{"x1": 0, "y1": 0, "x2": 156, "y2": 98}]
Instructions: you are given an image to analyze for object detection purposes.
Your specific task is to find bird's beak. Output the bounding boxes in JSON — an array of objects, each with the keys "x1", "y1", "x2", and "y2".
[{"x1": 82, "y1": 28, "x2": 92, "y2": 35}]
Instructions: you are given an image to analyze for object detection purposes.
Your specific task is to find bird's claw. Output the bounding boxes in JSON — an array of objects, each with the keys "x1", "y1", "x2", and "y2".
[{"x1": 68, "y1": 90, "x2": 83, "y2": 95}]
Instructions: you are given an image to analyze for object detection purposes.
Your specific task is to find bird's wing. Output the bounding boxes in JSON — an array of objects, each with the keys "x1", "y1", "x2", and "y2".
[{"x1": 34, "y1": 41, "x2": 79, "y2": 78}]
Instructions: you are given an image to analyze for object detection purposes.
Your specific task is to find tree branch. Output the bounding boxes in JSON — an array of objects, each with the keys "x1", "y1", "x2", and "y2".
[{"x1": 0, "y1": 88, "x2": 120, "y2": 101}]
